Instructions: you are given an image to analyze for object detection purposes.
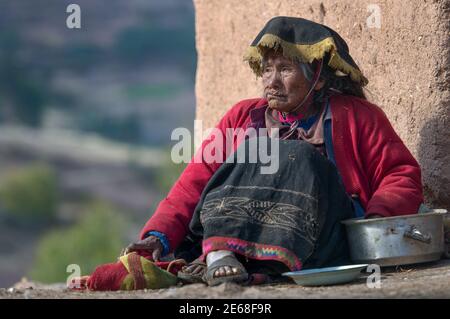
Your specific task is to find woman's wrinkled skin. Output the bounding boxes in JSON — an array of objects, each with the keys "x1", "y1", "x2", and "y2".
[
  {"x1": 262, "y1": 49, "x2": 324, "y2": 116},
  {"x1": 181, "y1": 259, "x2": 240, "y2": 280},
  {"x1": 181, "y1": 260, "x2": 207, "y2": 277},
  {"x1": 121, "y1": 236, "x2": 163, "y2": 261}
]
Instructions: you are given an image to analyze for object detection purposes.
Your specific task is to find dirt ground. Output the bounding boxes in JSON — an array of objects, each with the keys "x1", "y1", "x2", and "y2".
[{"x1": 1, "y1": 259, "x2": 450, "y2": 299}]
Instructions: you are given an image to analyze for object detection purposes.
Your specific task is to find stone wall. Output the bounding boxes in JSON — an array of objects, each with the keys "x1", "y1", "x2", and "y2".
[{"x1": 193, "y1": 0, "x2": 449, "y2": 209}]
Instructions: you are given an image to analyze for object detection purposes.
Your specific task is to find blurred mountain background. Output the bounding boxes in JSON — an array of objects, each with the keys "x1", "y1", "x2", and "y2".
[{"x1": 0, "y1": 0, "x2": 196, "y2": 287}]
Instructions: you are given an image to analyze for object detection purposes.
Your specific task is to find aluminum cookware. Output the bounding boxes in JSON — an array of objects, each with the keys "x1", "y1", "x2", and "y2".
[{"x1": 342, "y1": 210, "x2": 448, "y2": 266}]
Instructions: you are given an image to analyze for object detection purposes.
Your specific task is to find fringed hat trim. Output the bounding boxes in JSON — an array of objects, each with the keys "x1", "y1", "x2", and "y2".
[{"x1": 243, "y1": 33, "x2": 368, "y2": 86}]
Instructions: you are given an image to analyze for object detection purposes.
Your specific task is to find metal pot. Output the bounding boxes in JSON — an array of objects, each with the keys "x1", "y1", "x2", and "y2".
[
  {"x1": 444, "y1": 211, "x2": 450, "y2": 259},
  {"x1": 342, "y1": 211, "x2": 447, "y2": 266}
]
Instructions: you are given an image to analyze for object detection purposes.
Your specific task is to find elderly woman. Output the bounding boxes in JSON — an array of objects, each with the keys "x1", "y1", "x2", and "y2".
[{"x1": 124, "y1": 17, "x2": 423, "y2": 286}]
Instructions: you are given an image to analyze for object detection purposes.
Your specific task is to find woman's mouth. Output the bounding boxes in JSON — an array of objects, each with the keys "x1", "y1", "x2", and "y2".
[{"x1": 267, "y1": 93, "x2": 287, "y2": 100}]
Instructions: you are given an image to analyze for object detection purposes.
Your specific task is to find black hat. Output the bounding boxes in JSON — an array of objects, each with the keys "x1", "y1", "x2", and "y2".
[{"x1": 244, "y1": 16, "x2": 368, "y2": 86}]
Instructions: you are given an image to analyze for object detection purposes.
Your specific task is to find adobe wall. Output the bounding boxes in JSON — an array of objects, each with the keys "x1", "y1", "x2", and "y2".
[{"x1": 193, "y1": 0, "x2": 450, "y2": 209}]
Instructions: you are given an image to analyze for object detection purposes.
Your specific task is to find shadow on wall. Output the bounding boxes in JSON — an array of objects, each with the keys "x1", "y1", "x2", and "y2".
[{"x1": 417, "y1": 103, "x2": 450, "y2": 211}]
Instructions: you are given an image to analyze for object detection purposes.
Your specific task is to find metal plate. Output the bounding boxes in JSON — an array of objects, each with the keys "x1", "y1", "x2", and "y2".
[{"x1": 282, "y1": 264, "x2": 368, "y2": 286}]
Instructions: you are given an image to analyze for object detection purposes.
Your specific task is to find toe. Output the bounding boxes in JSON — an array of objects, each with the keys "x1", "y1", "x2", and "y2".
[
  {"x1": 192, "y1": 265, "x2": 204, "y2": 275},
  {"x1": 218, "y1": 267, "x2": 226, "y2": 277},
  {"x1": 225, "y1": 266, "x2": 233, "y2": 276},
  {"x1": 182, "y1": 266, "x2": 192, "y2": 273}
]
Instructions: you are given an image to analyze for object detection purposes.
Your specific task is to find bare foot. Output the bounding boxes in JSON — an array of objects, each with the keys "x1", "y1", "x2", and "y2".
[
  {"x1": 213, "y1": 266, "x2": 240, "y2": 278},
  {"x1": 181, "y1": 264, "x2": 205, "y2": 275}
]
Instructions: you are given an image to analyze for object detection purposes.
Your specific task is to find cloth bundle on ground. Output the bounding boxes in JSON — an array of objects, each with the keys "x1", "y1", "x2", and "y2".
[{"x1": 75, "y1": 252, "x2": 186, "y2": 291}]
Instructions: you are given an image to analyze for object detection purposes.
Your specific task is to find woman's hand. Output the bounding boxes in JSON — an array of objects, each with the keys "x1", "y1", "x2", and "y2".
[{"x1": 121, "y1": 236, "x2": 163, "y2": 261}]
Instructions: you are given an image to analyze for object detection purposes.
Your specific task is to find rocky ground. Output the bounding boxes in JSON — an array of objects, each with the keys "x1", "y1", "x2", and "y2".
[{"x1": 2, "y1": 259, "x2": 450, "y2": 299}]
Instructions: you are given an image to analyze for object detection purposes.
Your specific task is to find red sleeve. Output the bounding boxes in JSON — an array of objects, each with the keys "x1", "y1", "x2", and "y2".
[
  {"x1": 357, "y1": 101, "x2": 423, "y2": 217},
  {"x1": 139, "y1": 99, "x2": 257, "y2": 251}
]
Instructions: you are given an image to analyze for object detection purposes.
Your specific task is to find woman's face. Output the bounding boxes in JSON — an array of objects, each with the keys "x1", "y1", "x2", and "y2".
[{"x1": 262, "y1": 51, "x2": 312, "y2": 113}]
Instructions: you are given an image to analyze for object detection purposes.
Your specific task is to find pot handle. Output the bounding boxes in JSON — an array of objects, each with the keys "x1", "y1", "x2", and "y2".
[
  {"x1": 403, "y1": 225, "x2": 431, "y2": 244},
  {"x1": 445, "y1": 231, "x2": 450, "y2": 259}
]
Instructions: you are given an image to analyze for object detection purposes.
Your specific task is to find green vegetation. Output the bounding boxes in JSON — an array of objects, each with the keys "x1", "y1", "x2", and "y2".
[
  {"x1": 29, "y1": 201, "x2": 128, "y2": 283},
  {"x1": 62, "y1": 43, "x2": 104, "y2": 72},
  {"x1": 0, "y1": 164, "x2": 58, "y2": 223},
  {"x1": 155, "y1": 148, "x2": 188, "y2": 194},
  {"x1": 78, "y1": 113, "x2": 142, "y2": 145},
  {"x1": 0, "y1": 32, "x2": 51, "y2": 127},
  {"x1": 125, "y1": 83, "x2": 182, "y2": 101},
  {"x1": 114, "y1": 23, "x2": 196, "y2": 67}
]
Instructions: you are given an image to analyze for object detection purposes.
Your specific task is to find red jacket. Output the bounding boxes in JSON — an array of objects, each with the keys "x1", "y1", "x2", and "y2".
[{"x1": 140, "y1": 94, "x2": 423, "y2": 252}]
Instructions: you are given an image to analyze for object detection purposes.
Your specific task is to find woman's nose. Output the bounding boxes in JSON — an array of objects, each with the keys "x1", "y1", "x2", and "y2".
[{"x1": 266, "y1": 70, "x2": 282, "y2": 88}]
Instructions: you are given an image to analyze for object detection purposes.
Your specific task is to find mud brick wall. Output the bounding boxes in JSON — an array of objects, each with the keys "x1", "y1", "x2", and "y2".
[{"x1": 193, "y1": 0, "x2": 449, "y2": 209}]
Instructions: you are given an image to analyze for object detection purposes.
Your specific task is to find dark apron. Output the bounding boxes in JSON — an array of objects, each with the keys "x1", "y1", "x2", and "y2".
[{"x1": 175, "y1": 136, "x2": 354, "y2": 272}]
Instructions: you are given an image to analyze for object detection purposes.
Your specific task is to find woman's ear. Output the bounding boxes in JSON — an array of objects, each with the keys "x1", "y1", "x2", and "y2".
[{"x1": 314, "y1": 79, "x2": 325, "y2": 91}]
